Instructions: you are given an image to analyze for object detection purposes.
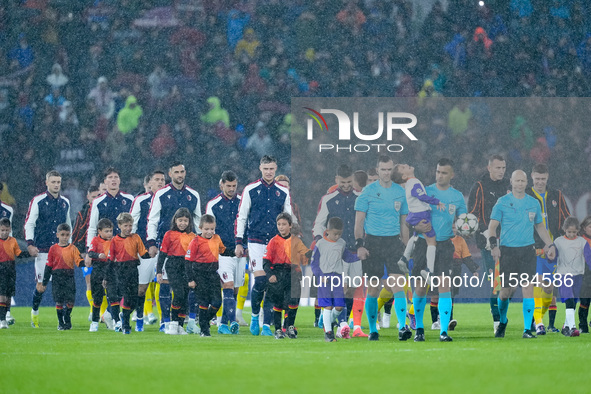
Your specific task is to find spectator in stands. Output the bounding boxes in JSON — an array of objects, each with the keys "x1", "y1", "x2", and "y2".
[
  {"x1": 116, "y1": 95, "x2": 143, "y2": 135},
  {"x1": 46, "y1": 63, "x2": 69, "y2": 89}
]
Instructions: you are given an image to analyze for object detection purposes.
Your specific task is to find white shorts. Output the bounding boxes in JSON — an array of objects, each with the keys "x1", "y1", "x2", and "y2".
[
  {"x1": 343, "y1": 260, "x2": 363, "y2": 286},
  {"x1": 35, "y1": 253, "x2": 49, "y2": 283},
  {"x1": 218, "y1": 256, "x2": 247, "y2": 287},
  {"x1": 248, "y1": 242, "x2": 266, "y2": 274},
  {"x1": 154, "y1": 252, "x2": 168, "y2": 281},
  {"x1": 138, "y1": 255, "x2": 157, "y2": 285}
]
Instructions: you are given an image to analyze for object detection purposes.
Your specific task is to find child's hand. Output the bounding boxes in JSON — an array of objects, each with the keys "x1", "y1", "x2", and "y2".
[
  {"x1": 437, "y1": 202, "x2": 446, "y2": 211},
  {"x1": 157, "y1": 273, "x2": 163, "y2": 284},
  {"x1": 36, "y1": 283, "x2": 46, "y2": 292},
  {"x1": 188, "y1": 280, "x2": 196, "y2": 288},
  {"x1": 102, "y1": 280, "x2": 107, "y2": 289},
  {"x1": 99, "y1": 253, "x2": 106, "y2": 260},
  {"x1": 269, "y1": 275, "x2": 277, "y2": 283}
]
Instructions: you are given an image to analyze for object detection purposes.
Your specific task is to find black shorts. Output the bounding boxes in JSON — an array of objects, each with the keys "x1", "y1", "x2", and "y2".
[
  {"x1": 52, "y1": 269, "x2": 76, "y2": 305},
  {"x1": 499, "y1": 245, "x2": 536, "y2": 284},
  {"x1": 0, "y1": 262, "x2": 16, "y2": 297},
  {"x1": 362, "y1": 234, "x2": 405, "y2": 279},
  {"x1": 411, "y1": 238, "x2": 454, "y2": 278}
]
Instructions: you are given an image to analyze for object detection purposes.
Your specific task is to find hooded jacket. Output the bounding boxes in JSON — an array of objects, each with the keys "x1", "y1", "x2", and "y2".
[{"x1": 116, "y1": 95, "x2": 143, "y2": 134}]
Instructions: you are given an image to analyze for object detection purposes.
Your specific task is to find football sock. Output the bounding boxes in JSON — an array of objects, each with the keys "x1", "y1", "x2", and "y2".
[
  {"x1": 100, "y1": 295, "x2": 108, "y2": 316},
  {"x1": 188, "y1": 289, "x2": 197, "y2": 317},
  {"x1": 273, "y1": 307, "x2": 282, "y2": 329},
  {"x1": 338, "y1": 308, "x2": 348, "y2": 324},
  {"x1": 549, "y1": 305, "x2": 557, "y2": 327},
  {"x1": 314, "y1": 305, "x2": 321, "y2": 322},
  {"x1": 110, "y1": 303, "x2": 120, "y2": 322},
  {"x1": 222, "y1": 288, "x2": 236, "y2": 324},
  {"x1": 154, "y1": 283, "x2": 162, "y2": 320},
  {"x1": 426, "y1": 245, "x2": 436, "y2": 273},
  {"x1": 92, "y1": 302, "x2": 101, "y2": 322},
  {"x1": 353, "y1": 286, "x2": 365, "y2": 326},
  {"x1": 56, "y1": 306, "x2": 64, "y2": 327},
  {"x1": 86, "y1": 290, "x2": 93, "y2": 315},
  {"x1": 578, "y1": 300, "x2": 589, "y2": 328},
  {"x1": 403, "y1": 235, "x2": 417, "y2": 260},
  {"x1": 236, "y1": 273, "x2": 249, "y2": 311},
  {"x1": 32, "y1": 289, "x2": 44, "y2": 311},
  {"x1": 412, "y1": 292, "x2": 427, "y2": 329},
  {"x1": 122, "y1": 307, "x2": 132, "y2": 330},
  {"x1": 136, "y1": 295, "x2": 145, "y2": 320},
  {"x1": 540, "y1": 291, "x2": 552, "y2": 320},
  {"x1": 64, "y1": 305, "x2": 73, "y2": 327},
  {"x1": 323, "y1": 308, "x2": 333, "y2": 333},
  {"x1": 198, "y1": 306, "x2": 209, "y2": 332},
  {"x1": 263, "y1": 293, "x2": 273, "y2": 326},
  {"x1": 566, "y1": 307, "x2": 576, "y2": 329},
  {"x1": 393, "y1": 291, "x2": 406, "y2": 329},
  {"x1": 384, "y1": 297, "x2": 394, "y2": 315},
  {"x1": 208, "y1": 306, "x2": 219, "y2": 322},
  {"x1": 522, "y1": 298, "x2": 535, "y2": 332},
  {"x1": 365, "y1": 296, "x2": 378, "y2": 333},
  {"x1": 498, "y1": 297, "x2": 509, "y2": 324},
  {"x1": 331, "y1": 307, "x2": 341, "y2": 325},
  {"x1": 287, "y1": 305, "x2": 298, "y2": 327},
  {"x1": 407, "y1": 301, "x2": 414, "y2": 315},
  {"x1": 171, "y1": 305, "x2": 180, "y2": 322},
  {"x1": 251, "y1": 276, "x2": 266, "y2": 315},
  {"x1": 438, "y1": 292, "x2": 452, "y2": 335},
  {"x1": 430, "y1": 302, "x2": 438, "y2": 323},
  {"x1": 345, "y1": 298, "x2": 354, "y2": 319},
  {"x1": 0, "y1": 302, "x2": 6, "y2": 321},
  {"x1": 144, "y1": 282, "x2": 154, "y2": 316},
  {"x1": 490, "y1": 297, "x2": 500, "y2": 321},
  {"x1": 159, "y1": 283, "x2": 171, "y2": 322},
  {"x1": 378, "y1": 288, "x2": 393, "y2": 312}
]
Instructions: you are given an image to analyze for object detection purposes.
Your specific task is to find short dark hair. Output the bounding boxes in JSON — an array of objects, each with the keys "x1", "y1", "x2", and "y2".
[
  {"x1": 171, "y1": 208, "x2": 194, "y2": 233},
  {"x1": 488, "y1": 154, "x2": 505, "y2": 165},
  {"x1": 221, "y1": 170, "x2": 237, "y2": 183},
  {"x1": 57, "y1": 223, "x2": 71, "y2": 232},
  {"x1": 0, "y1": 218, "x2": 10, "y2": 228},
  {"x1": 276, "y1": 212, "x2": 292, "y2": 225},
  {"x1": 87, "y1": 185, "x2": 99, "y2": 194},
  {"x1": 97, "y1": 218, "x2": 114, "y2": 231},
  {"x1": 437, "y1": 158, "x2": 454, "y2": 168},
  {"x1": 580, "y1": 216, "x2": 591, "y2": 236},
  {"x1": 563, "y1": 216, "x2": 580, "y2": 232},
  {"x1": 391, "y1": 164, "x2": 405, "y2": 184},
  {"x1": 260, "y1": 155, "x2": 277, "y2": 165},
  {"x1": 354, "y1": 170, "x2": 368, "y2": 188},
  {"x1": 336, "y1": 164, "x2": 353, "y2": 178},
  {"x1": 367, "y1": 168, "x2": 377, "y2": 177},
  {"x1": 143, "y1": 175, "x2": 151, "y2": 185},
  {"x1": 103, "y1": 167, "x2": 119, "y2": 181},
  {"x1": 327, "y1": 217, "x2": 343, "y2": 231},
  {"x1": 532, "y1": 163, "x2": 549, "y2": 174},
  {"x1": 151, "y1": 170, "x2": 166, "y2": 179},
  {"x1": 199, "y1": 214, "x2": 216, "y2": 227},
  {"x1": 169, "y1": 161, "x2": 184, "y2": 170},
  {"x1": 46, "y1": 170, "x2": 61, "y2": 180},
  {"x1": 376, "y1": 155, "x2": 392, "y2": 167}
]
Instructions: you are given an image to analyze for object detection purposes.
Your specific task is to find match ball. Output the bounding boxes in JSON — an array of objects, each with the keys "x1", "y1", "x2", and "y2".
[{"x1": 455, "y1": 213, "x2": 479, "y2": 236}]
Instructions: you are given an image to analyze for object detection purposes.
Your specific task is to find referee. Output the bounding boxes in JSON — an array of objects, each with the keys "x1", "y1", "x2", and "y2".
[
  {"x1": 487, "y1": 170, "x2": 555, "y2": 339},
  {"x1": 354, "y1": 155, "x2": 410, "y2": 341}
]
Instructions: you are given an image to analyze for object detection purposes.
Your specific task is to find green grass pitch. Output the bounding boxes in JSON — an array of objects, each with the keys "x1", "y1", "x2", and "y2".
[{"x1": 1, "y1": 303, "x2": 590, "y2": 393}]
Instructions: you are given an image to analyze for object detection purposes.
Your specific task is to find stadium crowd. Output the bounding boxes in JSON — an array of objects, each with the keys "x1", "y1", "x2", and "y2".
[{"x1": 2, "y1": 0, "x2": 591, "y2": 231}]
